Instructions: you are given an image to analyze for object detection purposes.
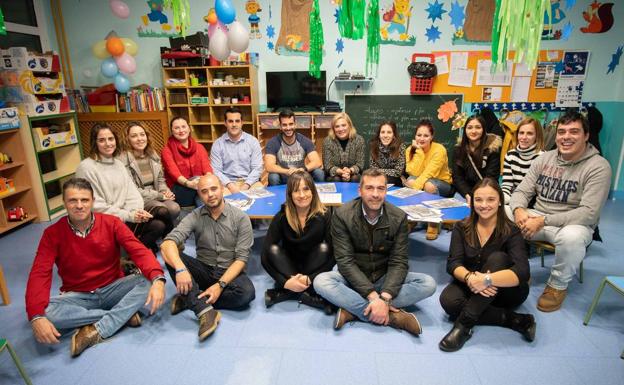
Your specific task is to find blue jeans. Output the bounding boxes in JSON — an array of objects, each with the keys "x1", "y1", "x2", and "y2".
[
  {"x1": 314, "y1": 271, "x2": 437, "y2": 321},
  {"x1": 406, "y1": 177, "x2": 455, "y2": 197},
  {"x1": 268, "y1": 168, "x2": 325, "y2": 186},
  {"x1": 45, "y1": 274, "x2": 150, "y2": 338}
]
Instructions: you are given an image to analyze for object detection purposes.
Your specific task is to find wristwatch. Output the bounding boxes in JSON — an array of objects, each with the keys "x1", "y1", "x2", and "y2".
[
  {"x1": 218, "y1": 280, "x2": 228, "y2": 289},
  {"x1": 484, "y1": 274, "x2": 492, "y2": 287}
]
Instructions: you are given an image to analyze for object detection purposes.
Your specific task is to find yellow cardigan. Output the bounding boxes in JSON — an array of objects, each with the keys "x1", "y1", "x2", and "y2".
[{"x1": 405, "y1": 142, "x2": 452, "y2": 190}]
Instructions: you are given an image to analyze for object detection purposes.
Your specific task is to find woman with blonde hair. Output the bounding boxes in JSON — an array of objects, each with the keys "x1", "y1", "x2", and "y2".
[
  {"x1": 322, "y1": 112, "x2": 366, "y2": 182},
  {"x1": 261, "y1": 171, "x2": 334, "y2": 313}
]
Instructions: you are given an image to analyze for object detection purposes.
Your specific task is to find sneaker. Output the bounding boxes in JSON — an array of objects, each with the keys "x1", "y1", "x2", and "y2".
[
  {"x1": 537, "y1": 285, "x2": 567, "y2": 312},
  {"x1": 299, "y1": 291, "x2": 333, "y2": 315},
  {"x1": 264, "y1": 288, "x2": 298, "y2": 308},
  {"x1": 126, "y1": 312, "x2": 142, "y2": 327},
  {"x1": 334, "y1": 308, "x2": 356, "y2": 330},
  {"x1": 426, "y1": 223, "x2": 440, "y2": 240},
  {"x1": 388, "y1": 309, "x2": 422, "y2": 336},
  {"x1": 170, "y1": 295, "x2": 187, "y2": 315},
  {"x1": 70, "y1": 324, "x2": 103, "y2": 357},
  {"x1": 198, "y1": 309, "x2": 221, "y2": 341},
  {"x1": 439, "y1": 323, "x2": 473, "y2": 352}
]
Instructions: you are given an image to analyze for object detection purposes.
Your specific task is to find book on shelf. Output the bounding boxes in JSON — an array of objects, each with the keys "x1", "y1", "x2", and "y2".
[{"x1": 116, "y1": 87, "x2": 166, "y2": 113}]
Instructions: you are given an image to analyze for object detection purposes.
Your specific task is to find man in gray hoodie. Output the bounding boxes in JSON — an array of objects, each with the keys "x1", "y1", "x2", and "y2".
[{"x1": 510, "y1": 110, "x2": 611, "y2": 312}]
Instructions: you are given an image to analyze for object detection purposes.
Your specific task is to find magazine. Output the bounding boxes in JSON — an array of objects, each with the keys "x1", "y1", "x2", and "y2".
[
  {"x1": 422, "y1": 198, "x2": 468, "y2": 209},
  {"x1": 387, "y1": 187, "x2": 423, "y2": 198},
  {"x1": 240, "y1": 188, "x2": 275, "y2": 199}
]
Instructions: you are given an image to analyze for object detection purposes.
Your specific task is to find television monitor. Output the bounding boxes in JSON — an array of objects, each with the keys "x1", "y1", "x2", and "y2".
[{"x1": 266, "y1": 71, "x2": 326, "y2": 111}]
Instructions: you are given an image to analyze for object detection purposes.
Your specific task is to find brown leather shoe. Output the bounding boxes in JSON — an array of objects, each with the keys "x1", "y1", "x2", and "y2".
[
  {"x1": 71, "y1": 324, "x2": 103, "y2": 357},
  {"x1": 126, "y1": 312, "x2": 142, "y2": 327},
  {"x1": 170, "y1": 294, "x2": 187, "y2": 316},
  {"x1": 537, "y1": 285, "x2": 567, "y2": 312},
  {"x1": 198, "y1": 309, "x2": 221, "y2": 341},
  {"x1": 389, "y1": 309, "x2": 422, "y2": 336},
  {"x1": 426, "y1": 223, "x2": 440, "y2": 241},
  {"x1": 334, "y1": 308, "x2": 356, "y2": 330}
]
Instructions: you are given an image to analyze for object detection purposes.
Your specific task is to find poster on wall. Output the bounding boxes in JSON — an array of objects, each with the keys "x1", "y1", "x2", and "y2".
[
  {"x1": 556, "y1": 78, "x2": 584, "y2": 107},
  {"x1": 275, "y1": 0, "x2": 312, "y2": 55},
  {"x1": 380, "y1": 0, "x2": 416, "y2": 46},
  {"x1": 534, "y1": 63, "x2": 560, "y2": 88},
  {"x1": 561, "y1": 50, "x2": 590, "y2": 79},
  {"x1": 137, "y1": 0, "x2": 180, "y2": 37}
]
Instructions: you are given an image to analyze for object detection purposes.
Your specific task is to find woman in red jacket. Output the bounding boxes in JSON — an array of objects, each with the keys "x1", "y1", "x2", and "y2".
[{"x1": 161, "y1": 116, "x2": 212, "y2": 206}]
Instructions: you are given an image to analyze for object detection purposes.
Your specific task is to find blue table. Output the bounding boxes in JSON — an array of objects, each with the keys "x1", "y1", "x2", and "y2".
[{"x1": 227, "y1": 182, "x2": 469, "y2": 223}]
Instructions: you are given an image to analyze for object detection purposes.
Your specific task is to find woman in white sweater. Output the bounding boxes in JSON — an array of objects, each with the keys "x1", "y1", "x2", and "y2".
[{"x1": 75, "y1": 124, "x2": 167, "y2": 252}]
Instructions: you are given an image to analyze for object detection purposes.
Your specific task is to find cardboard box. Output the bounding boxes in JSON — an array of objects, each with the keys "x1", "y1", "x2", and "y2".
[
  {"x1": 0, "y1": 177, "x2": 16, "y2": 197},
  {"x1": 1, "y1": 47, "x2": 61, "y2": 72},
  {"x1": 0, "y1": 107, "x2": 19, "y2": 131},
  {"x1": 32, "y1": 122, "x2": 78, "y2": 151}
]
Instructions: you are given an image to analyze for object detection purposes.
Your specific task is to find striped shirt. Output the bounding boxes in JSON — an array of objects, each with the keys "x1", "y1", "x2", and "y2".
[{"x1": 501, "y1": 144, "x2": 542, "y2": 203}]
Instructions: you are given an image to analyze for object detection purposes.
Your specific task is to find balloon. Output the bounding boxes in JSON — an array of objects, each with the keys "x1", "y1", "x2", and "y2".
[
  {"x1": 114, "y1": 73, "x2": 131, "y2": 93},
  {"x1": 92, "y1": 40, "x2": 109, "y2": 59},
  {"x1": 227, "y1": 21, "x2": 250, "y2": 53},
  {"x1": 101, "y1": 58, "x2": 119, "y2": 78},
  {"x1": 121, "y1": 38, "x2": 138, "y2": 56},
  {"x1": 106, "y1": 37, "x2": 125, "y2": 56},
  {"x1": 207, "y1": 9, "x2": 218, "y2": 25},
  {"x1": 208, "y1": 21, "x2": 226, "y2": 38},
  {"x1": 209, "y1": 28, "x2": 230, "y2": 61},
  {"x1": 115, "y1": 52, "x2": 136, "y2": 75},
  {"x1": 215, "y1": 0, "x2": 236, "y2": 24},
  {"x1": 109, "y1": 0, "x2": 130, "y2": 19}
]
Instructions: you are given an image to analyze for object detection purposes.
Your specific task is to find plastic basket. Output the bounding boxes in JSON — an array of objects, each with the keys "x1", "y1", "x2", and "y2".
[{"x1": 410, "y1": 53, "x2": 435, "y2": 95}]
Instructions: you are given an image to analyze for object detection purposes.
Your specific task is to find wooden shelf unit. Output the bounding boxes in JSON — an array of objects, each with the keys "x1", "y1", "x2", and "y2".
[
  {"x1": 162, "y1": 65, "x2": 259, "y2": 151},
  {"x1": 0, "y1": 128, "x2": 40, "y2": 235},
  {"x1": 22, "y1": 112, "x2": 83, "y2": 220},
  {"x1": 256, "y1": 112, "x2": 338, "y2": 154}
]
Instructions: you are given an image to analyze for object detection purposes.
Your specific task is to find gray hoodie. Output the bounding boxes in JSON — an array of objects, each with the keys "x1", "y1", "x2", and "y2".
[{"x1": 509, "y1": 143, "x2": 611, "y2": 228}]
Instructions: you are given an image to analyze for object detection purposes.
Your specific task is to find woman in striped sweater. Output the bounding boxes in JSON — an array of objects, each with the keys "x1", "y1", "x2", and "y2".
[{"x1": 501, "y1": 117, "x2": 545, "y2": 203}]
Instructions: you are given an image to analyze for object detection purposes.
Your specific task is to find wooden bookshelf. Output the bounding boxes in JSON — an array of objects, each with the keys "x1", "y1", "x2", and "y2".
[{"x1": 256, "y1": 112, "x2": 338, "y2": 154}]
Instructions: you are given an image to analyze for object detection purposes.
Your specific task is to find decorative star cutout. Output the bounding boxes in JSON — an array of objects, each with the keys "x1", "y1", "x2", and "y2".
[
  {"x1": 425, "y1": 25, "x2": 442, "y2": 42},
  {"x1": 267, "y1": 41, "x2": 274, "y2": 50},
  {"x1": 426, "y1": 0, "x2": 446, "y2": 23},
  {"x1": 335, "y1": 38, "x2": 344, "y2": 53},
  {"x1": 266, "y1": 25, "x2": 276, "y2": 39},
  {"x1": 449, "y1": 0, "x2": 465, "y2": 29},
  {"x1": 334, "y1": 8, "x2": 340, "y2": 24},
  {"x1": 564, "y1": 0, "x2": 576, "y2": 10},
  {"x1": 607, "y1": 45, "x2": 623, "y2": 74},
  {"x1": 555, "y1": 61, "x2": 565, "y2": 72},
  {"x1": 561, "y1": 22, "x2": 573, "y2": 40}
]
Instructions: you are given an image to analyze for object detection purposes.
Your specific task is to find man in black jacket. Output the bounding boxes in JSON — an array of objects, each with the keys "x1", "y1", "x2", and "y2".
[{"x1": 314, "y1": 169, "x2": 436, "y2": 335}]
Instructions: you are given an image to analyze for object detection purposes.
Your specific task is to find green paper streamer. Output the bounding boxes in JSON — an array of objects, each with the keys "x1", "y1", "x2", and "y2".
[
  {"x1": 339, "y1": 0, "x2": 352, "y2": 38},
  {"x1": 309, "y1": 0, "x2": 324, "y2": 79},
  {"x1": 0, "y1": 7, "x2": 6, "y2": 36},
  {"x1": 163, "y1": 0, "x2": 191, "y2": 37},
  {"x1": 339, "y1": 0, "x2": 365, "y2": 40},
  {"x1": 366, "y1": 0, "x2": 380, "y2": 76}
]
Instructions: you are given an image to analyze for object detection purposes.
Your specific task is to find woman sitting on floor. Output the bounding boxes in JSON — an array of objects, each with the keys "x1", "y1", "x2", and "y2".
[
  {"x1": 75, "y1": 124, "x2": 167, "y2": 253},
  {"x1": 439, "y1": 178, "x2": 535, "y2": 352},
  {"x1": 322, "y1": 112, "x2": 366, "y2": 183},
  {"x1": 369, "y1": 120, "x2": 406, "y2": 187},
  {"x1": 118, "y1": 122, "x2": 180, "y2": 237},
  {"x1": 161, "y1": 116, "x2": 212, "y2": 207},
  {"x1": 261, "y1": 171, "x2": 335, "y2": 313}
]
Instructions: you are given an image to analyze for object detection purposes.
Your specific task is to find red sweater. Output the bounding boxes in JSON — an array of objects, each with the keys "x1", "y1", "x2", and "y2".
[
  {"x1": 161, "y1": 136, "x2": 212, "y2": 188},
  {"x1": 25, "y1": 213, "x2": 164, "y2": 320}
]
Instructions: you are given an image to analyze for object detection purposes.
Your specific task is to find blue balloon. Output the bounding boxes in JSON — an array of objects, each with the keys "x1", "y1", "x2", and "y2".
[
  {"x1": 215, "y1": 0, "x2": 236, "y2": 24},
  {"x1": 100, "y1": 58, "x2": 118, "y2": 78},
  {"x1": 114, "y1": 73, "x2": 131, "y2": 93}
]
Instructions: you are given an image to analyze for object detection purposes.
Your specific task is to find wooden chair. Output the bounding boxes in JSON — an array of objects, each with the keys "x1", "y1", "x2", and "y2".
[
  {"x1": 582, "y1": 276, "x2": 624, "y2": 360},
  {"x1": 0, "y1": 339, "x2": 33, "y2": 384},
  {"x1": 0, "y1": 264, "x2": 11, "y2": 305},
  {"x1": 529, "y1": 241, "x2": 585, "y2": 283}
]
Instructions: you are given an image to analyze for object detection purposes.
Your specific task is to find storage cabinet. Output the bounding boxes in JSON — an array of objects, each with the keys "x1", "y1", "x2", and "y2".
[{"x1": 256, "y1": 112, "x2": 338, "y2": 154}]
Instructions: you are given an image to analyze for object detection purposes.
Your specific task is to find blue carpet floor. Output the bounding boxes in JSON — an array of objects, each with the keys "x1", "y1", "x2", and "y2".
[{"x1": 1, "y1": 200, "x2": 623, "y2": 385}]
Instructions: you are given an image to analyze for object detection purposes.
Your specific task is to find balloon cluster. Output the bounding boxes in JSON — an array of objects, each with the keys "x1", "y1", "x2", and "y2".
[
  {"x1": 92, "y1": 32, "x2": 138, "y2": 93},
  {"x1": 205, "y1": 0, "x2": 250, "y2": 61}
]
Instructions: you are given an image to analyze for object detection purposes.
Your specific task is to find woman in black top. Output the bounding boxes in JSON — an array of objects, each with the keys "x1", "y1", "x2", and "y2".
[
  {"x1": 261, "y1": 171, "x2": 335, "y2": 313},
  {"x1": 452, "y1": 115, "x2": 502, "y2": 203},
  {"x1": 369, "y1": 120, "x2": 406, "y2": 187},
  {"x1": 439, "y1": 178, "x2": 535, "y2": 352}
]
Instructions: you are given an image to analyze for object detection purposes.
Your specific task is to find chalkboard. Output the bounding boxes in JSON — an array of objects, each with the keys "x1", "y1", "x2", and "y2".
[{"x1": 344, "y1": 94, "x2": 464, "y2": 157}]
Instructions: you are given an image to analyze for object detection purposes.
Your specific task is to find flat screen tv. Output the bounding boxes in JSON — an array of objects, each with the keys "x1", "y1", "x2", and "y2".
[{"x1": 266, "y1": 71, "x2": 326, "y2": 111}]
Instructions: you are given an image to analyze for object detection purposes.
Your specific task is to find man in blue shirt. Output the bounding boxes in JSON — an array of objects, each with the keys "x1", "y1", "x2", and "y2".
[
  {"x1": 264, "y1": 109, "x2": 324, "y2": 185},
  {"x1": 210, "y1": 107, "x2": 264, "y2": 194}
]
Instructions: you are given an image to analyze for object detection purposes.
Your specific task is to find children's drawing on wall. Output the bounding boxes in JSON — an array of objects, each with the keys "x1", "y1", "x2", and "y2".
[
  {"x1": 607, "y1": 45, "x2": 623, "y2": 74},
  {"x1": 380, "y1": 0, "x2": 415, "y2": 45},
  {"x1": 543, "y1": 0, "x2": 567, "y2": 40},
  {"x1": 453, "y1": 0, "x2": 494, "y2": 45},
  {"x1": 137, "y1": 0, "x2": 179, "y2": 37},
  {"x1": 561, "y1": 51, "x2": 590, "y2": 78},
  {"x1": 580, "y1": 1, "x2": 614, "y2": 33},
  {"x1": 275, "y1": 0, "x2": 312, "y2": 56},
  {"x1": 246, "y1": 0, "x2": 262, "y2": 39}
]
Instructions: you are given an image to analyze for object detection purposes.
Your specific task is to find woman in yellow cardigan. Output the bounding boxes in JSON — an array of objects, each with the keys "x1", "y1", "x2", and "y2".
[{"x1": 404, "y1": 119, "x2": 454, "y2": 197}]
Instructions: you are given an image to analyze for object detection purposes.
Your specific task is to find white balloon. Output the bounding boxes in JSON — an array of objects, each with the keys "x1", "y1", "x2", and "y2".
[
  {"x1": 227, "y1": 21, "x2": 249, "y2": 53},
  {"x1": 209, "y1": 28, "x2": 230, "y2": 61}
]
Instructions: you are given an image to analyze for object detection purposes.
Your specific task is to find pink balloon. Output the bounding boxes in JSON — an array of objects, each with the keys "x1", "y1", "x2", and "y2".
[
  {"x1": 109, "y1": 0, "x2": 130, "y2": 19},
  {"x1": 115, "y1": 52, "x2": 136, "y2": 75},
  {"x1": 208, "y1": 21, "x2": 227, "y2": 38}
]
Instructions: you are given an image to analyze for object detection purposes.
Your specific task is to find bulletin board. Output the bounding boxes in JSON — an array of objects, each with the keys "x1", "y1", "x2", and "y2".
[{"x1": 430, "y1": 50, "x2": 565, "y2": 103}]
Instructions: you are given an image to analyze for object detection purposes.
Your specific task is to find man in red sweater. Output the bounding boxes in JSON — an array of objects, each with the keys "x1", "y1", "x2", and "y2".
[{"x1": 26, "y1": 178, "x2": 166, "y2": 357}]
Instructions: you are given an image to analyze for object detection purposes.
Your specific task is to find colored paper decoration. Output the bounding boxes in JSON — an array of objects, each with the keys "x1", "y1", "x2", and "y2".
[
  {"x1": 580, "y1": 1, "x2": 614, "y2": 34},
  {"x1": 607, "y1": 45, "x2": 623, "y2": 74},
  {"x1": 380, "y1": 0, "x2": 416, "y2": 46},
  {"x1": 449, "y1": 0, "x2": 465, "y2": 30},
  {"x1": 336, "y1": 38, "x2": 345, "y2": 53},
  {"x1": 163, "y1": 0, "x2": 191, "y2": 37},
  {"x1": 425, "y1": 25, "x2": 442, "y2": 42},
  {"x1": 339, "y1": 0, "x2": 365, "y2": 39},
  {"x1": 426, "y1": 0, "x2": 446, "y2": 23},
  {"x1": 309, "y1": 0, "x2": 324, "y2": 78},
  {"x1": 561, "y1": 21, "x2": 573, "y2": 40},
  {"x1": 266, "y1": 25, "x2": 275, "y2": 39},
  {"x1": 366, "y1": 0, "x2": 380, "y2": 76},
  {"x1": 437, "y1": 100, "x2": 459, "y2": 123},
  {"x1": 0, "y1": 7, "x2": 6, "y2": 36}
]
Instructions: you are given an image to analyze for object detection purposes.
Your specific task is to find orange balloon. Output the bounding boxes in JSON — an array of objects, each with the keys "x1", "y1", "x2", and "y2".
[
  {"x1": 106, "y1": 37, "x2": 125, "y2": 56},
  {"x1": 207, "y1": 11, "x2": 218, "y2": 25}
]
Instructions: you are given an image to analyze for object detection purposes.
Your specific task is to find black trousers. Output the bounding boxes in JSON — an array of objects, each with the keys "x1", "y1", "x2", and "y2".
[
  {"x1": 325, "y1": 174, "x2": 361, "y2": 183},
  {"x1": 127, "y1": 207, "x2": 170, "y2": 252},
  {"x1": 439, "y1": 251, "x2": 529, "y2": 328},
  {"x1": 166, "y1": 253, "x2": 255, "y2": 315},
  {"x1": 261, "y1": 242, "x2": 334, "y2": 290}
]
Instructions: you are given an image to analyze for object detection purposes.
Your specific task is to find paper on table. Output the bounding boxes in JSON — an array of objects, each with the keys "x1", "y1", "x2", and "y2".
[
  {"x1": 241, "y1": 188, "x2": 275, "y2": 199},
  {"x1": 450, "y1": 52, "x2": 468, "y2": 70},
  {"x1": 475, "y1": 59, "x2": 513, "y2": 86},
  {"x1": 511, "y1": 76, "x2": 531, "y2": 102},
  {"x1": 435, "y1": 54, "x2": 449, "y2": 75},
  {"x1": 387, "y1": 187, "x2": 423, "y2": 198},
  {"x1": 514, "y1": 62, "x2": 532, "y2": 77},
  {"x1": 319, "y1": 193, "x2": 342, "y2": 204},
  {"x1": 315, "y1": 183, "x2": 337, "y2": 193},
  {"x1": 448, "y1": 68, "x2": 474, "y2": 87}
]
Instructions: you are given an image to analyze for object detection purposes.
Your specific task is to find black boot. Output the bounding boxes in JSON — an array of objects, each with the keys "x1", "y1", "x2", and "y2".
[
  {"x1": 439, "y1": 323, "x2": 473, "y2": 352},
  {"x1": 299, "y1": 291, "x2": 334, "y2": 315},
  {"x1": 508, "y1": 312, "x2": 536, "y2": 342},
  {"x1": 264, "y1": 288, "x2": 299, "y2": 308}
]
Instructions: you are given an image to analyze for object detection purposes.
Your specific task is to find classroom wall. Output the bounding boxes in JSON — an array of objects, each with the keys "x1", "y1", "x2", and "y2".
[{"x1": 47, "y1": 0, "x2": 624, "y2": 192}]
